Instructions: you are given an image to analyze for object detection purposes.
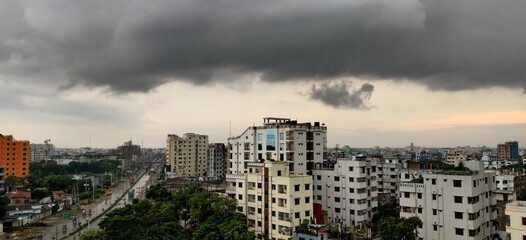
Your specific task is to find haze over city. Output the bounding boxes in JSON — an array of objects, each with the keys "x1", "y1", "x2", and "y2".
[{"x1": 1, "y1": 0, "x2": 525, "y2": 148}]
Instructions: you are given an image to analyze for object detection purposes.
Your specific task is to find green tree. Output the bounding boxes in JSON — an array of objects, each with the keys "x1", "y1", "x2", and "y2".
[
  {"x1": 31, "y1": 189, "x2": 51, "y2": 201},
  {"x1": 378, "y1": 216, "x2": 422, "y2": 240},
  {"x1": 0, "y1": 196, "x2": 10, "y2": 219},
  {"x1": 79, "y1": 230, "x2": 107, "y2": 240},
  {"x1": 4, "y1": 175, "x2": 25, "y2": 190},
  {"x1": 145, "y1": 182, "x2": 171, "y2": 201},
  {"x1": 518, "y1": 188, "x2": 526, "y2": 201},
  {"x1": 87, "y1": 185, "x2": 255, "y2": 240}
]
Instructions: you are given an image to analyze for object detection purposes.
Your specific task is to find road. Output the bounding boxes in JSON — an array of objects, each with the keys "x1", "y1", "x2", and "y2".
[{"x1": 38, "y1": 165, "x2": 155, "y2": 240}]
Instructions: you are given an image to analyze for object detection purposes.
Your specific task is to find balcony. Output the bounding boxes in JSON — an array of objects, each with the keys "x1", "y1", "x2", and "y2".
[
  {"x1": 279, "y1": 226, "x2": 292, "y2": 236},
  {"x1": 278, "y1": 212, "x2": 292, "y2": 222},
  {"x1": 278, "y1": 199, "x2": 287, "y2": 207},
  {"x1": 248, "y1": 195, "x2": 256, "y2": 203}
]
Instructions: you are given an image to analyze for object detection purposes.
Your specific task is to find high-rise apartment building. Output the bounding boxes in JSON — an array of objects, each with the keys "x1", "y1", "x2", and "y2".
[
  {"x1": 399, "y1": 160, "x2": 498, "y2": 240},
  {"x1": 228, "y1": 117, "x2": 327, "y2": 175},
  {"x1": 311, "y1": 156, "x2": 378, "y2": 228},
  {"x1": 498, "y1": 141, "x2": 519, "y2": 161},
  {"x1": 0, "y1": 134, "x2": 30, "y2": 177},
  {"x1": 208, "y1": 143, "x2": 227, "y2": 180},
  {"x1": 226, "y1": 161, "x2": 313, "y2": 240},
  {"x1": 166, "y1": 133, "x2": 209, "y2": 177}
]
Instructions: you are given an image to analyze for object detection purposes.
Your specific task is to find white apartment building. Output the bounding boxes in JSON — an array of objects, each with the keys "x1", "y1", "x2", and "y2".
[
  {"x1": 226, "y1": 161, "x2": 313, "y2": 240},
  {"x1": 165, "y1": 133, "x2": 209, "y2": 177},
  {"x1": 377, "y1": 156, "x2": 402, "y2": 204},
  {"x1": 496, "y1": 175, "x2": 515, "y2": 191},
  {"x1": 399, "y1": 160, "x2": 498, "y2": 240},
  {"x1": 208, "y1": 143, "x2": 227, "y2": 180},
  {"x1": 228, "y1": 117, "x2": 327, "y2": 175},
  {"x1": 311, "y1": 156, "x2": 378, "y2": 228},
  {"x1": 505, "y1": 201, "x2": 526, "y2": 240}
]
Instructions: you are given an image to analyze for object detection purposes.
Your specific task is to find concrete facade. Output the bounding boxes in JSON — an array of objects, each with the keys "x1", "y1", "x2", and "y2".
[
  {"x1": 165, "y1": 133, "x2": 209, "y2": 177},
  {"x1": 0, "y1": 134, "x2": 30, "y2": 177},
  {"x1": 228, "y1": 117, "x2": 327, "y2": 175},
  {"x1": 226, "y1": 161, "x2": 313, "y2": 240},
  {"x1": 311, "y1": 156, "x2": 378, "y2": 228},
  {"x1": 505, "y1": 201, "x2": 526, "y2": 240},
  {"x1": 208, "y1": 143, "x2": 227, "y2": 180},
  {"x1": 399, "y1": 160, "x2": 498, "y2": 240}
]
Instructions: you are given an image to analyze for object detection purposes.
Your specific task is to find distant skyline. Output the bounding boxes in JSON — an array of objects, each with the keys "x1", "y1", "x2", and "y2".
[{"x1": 1, "y1": 0, "x2": 525, "y2": 148}]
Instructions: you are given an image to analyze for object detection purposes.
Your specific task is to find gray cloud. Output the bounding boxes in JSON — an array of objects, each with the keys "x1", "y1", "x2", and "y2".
[
  {"x1": 1, "y1": 0, "x2": 526, "y2": 95},
  {"x1": 310, "y1": 82, "x2": 375, "y2": 109}
]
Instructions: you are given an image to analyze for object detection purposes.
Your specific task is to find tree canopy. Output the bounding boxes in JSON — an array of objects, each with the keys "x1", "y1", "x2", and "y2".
[
  {"x1": 83, "y1": 185, "x2": 255, "y2": 240},
  {"x1": 378, "y1": 216, "x2": 422, "y2": 240}
]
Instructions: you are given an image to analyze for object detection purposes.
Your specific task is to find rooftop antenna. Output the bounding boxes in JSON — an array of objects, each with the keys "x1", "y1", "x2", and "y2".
[{"x1": 229, "y1": 120, "x2": 232, "y2": 138}]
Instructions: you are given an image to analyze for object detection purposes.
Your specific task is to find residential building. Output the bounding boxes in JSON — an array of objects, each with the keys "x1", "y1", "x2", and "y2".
[
  {"x1": 505, "y1": 201, "x2": 526, "y2": 240},
  {"x1": 228, "y1": 117, "x2": 327, "y2": 175},
  {"x1": 399, "y1": 160, "x2": 498, "y2": 240},
  {"x1": 166, "y1": 133, "x2": 209, "y2": 177},
  {"x1": 377, "y1": 156, "x2": 403, "y2": 204},
  {"x1": 226, "y1": 161, "x2": 313, "y2": 240},
  {"x1": 0, "y1": 134, "x2": 30, "y2": 177},
  {"x1": 30, "y1": 143, "x2": 55, "y2": 162},
  {"x1": 498, "y1": 141, "x2": 519, "y2": 161},
  {"x1": 208, "y1": 143, "x2": 227, "y2": 180},
  {"x1": 116, "y1": 140, "x2": 141, "y2": 160},
  {"x1": 311, "y1": 156, "x2": 378, "y2": 228}
]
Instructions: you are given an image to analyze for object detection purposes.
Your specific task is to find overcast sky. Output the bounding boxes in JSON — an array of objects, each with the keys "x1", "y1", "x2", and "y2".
[{"x1": 1, "y1": 0, "x2": 525, "y2": 148}]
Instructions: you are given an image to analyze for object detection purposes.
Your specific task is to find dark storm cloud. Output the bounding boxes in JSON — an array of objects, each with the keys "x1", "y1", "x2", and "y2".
[
  {"x1": 310, "y1": 82, "x2": 375, "y2": 109},
  {"x1": 1, "y1": 0, "x2": 526, "y2": 99}
]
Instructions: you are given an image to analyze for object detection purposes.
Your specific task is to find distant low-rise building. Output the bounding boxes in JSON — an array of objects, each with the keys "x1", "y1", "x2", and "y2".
[{"x1": 498, "y1": 141, "x2": 519, "y2": 161}]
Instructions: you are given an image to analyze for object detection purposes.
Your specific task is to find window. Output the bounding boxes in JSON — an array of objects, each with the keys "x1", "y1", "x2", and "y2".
[
  {"x1": 317, "y1": 175, "x2": 322, "y2": 180},
  {"x1": 349, "y1": 188, "x2": 354, "y2": 193},
  {"x1": 317, "y1": 185, "x2": 322, "y2": 190},
  {"x1": 305, "y1": 211, "x2": 310, "y2": 217},
  {"x1": 404, "y1": 192, "x2": 410, "y2": 198},
  {"x1": 334, "y1": 176, "x2": 340, "y2": 181},
  {"x1": 257, "y1": 133, "x2": 263, "y2": 141},
  {"x1": 455, "y1": 228, "x2": 464, "y2": 236},
  {"x1": 433, "y1": 209, "x2": 437, "y2": 215},
  {"x1": 295, "y1": 198, "x2": 300, "y2": 205},
  {"x1": 335, "y1": 187, "x2": 340, "y2": 192},
  {"x1": 453, "y1": 180, "x2": 462, "y2": 187},
  {"x1": 335, "y1": 197, "x2": 340, "y2": 203},
  {"x1": 305, "y1": 197, "x2": 310, "y2": 204},
  {"x1": 349, "y1": 167, "x2": 354, "y2": 171},
  {"x1": 349, "y1": 177, "x2": 354, "y2": 182},
  {"x1": 417, "y1": 193, "x2": 422, "y2": 199},
  {"x1": 454, "y1": 196, "x2": 463, "y2": 203},
  {"x1": 295, "y1": 212, "x2": 300, "y2": 218},
  {"x1": 432, "y1": 179, "x2": 436, "y2": 185},
  {"x1": 455, "y1": 212, "x2": 463, "y2": 219},
  {"x1": 522, "y1": 217, "x2": 526, "y2": 225},
  {"x1": 305, "y1": 184, "x2": 310, "y2": 190},
  {"x1": 295, "y1": 185, "x2": 300, "y2": 191},
  {"x1": 418, "y1": 208, "x2": 422, "y2": 213},
  {"x1": 258, "y1": 183, "x2": 262, "y2": 189},
  {"x1": 432, "y1": 194, "x2": 437, "y2": 200},
  {"x1": 238, "y1": 182, "x2": 243, "y2": 188},
  {"x1": 238, "y1": 194, "x2": 243, "y2": 200},
  {"x1": 335, "y1": 208, "x2": 341, "y2": 213},
  {"x1": 433, "y1": 225, "x2": 438, "y2": 231}
]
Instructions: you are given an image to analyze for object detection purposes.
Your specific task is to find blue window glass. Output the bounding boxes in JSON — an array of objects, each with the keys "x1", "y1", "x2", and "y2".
[
  {"x1": 257, "y1": 133, "x2": 263, "y2": 141},
  {"x1": 280, "y1": 143, "x2": 284, "y2": 151},
  {"x1": 266, "y1": 131, "x2": 276, "y2": 150},
  {"x1": 279, "y1": 132, "x2": 284, "y2": 141}
]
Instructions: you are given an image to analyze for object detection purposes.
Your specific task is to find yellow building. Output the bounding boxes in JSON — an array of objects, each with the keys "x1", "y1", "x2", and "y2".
[
  {"x1": 166, "y1": 133, "x2": 209, "y2": 177},
  {"x1": 0, "y1": 134, "x2": 30, "y2": 177},
  {"x1": 227, "y1": 161, "x2": 313, "y2": 240},
  {"x1": 506, "y1": 201, "x2": 526, "y2": 239}
]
